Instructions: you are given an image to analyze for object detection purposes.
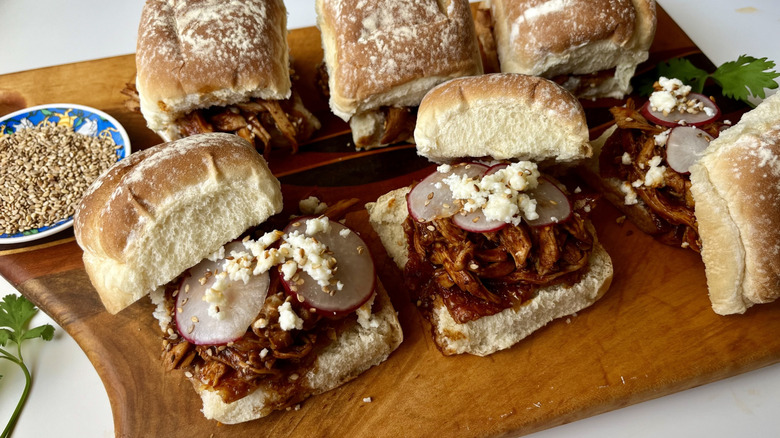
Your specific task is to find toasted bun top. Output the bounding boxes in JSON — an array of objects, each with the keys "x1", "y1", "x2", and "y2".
[
  {"x1": 689, "y1": 92, "x2": 780, "y2": 315},
  {"x1": 414, "y1": 73, "x2": 591, "y2": 163},
  {"x1": 74, "y1": 133, "x2": 283, "y2": 314},
  {"x1": 136, "y1": 0, "x2": 291, "y2": 133},
  {"x1": 489, "y1": 0, "x2": 656, "y2": 77},
  {"x1": 315, "y1": 0, "x2": 483, "y2": 121}
]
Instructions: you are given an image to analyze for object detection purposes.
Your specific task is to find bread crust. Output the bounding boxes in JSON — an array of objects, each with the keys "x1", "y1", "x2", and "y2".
[
  {"x1": 74, "y1": 133, "x2": 282, "y2": 314},
  {"x1": 690, "y1": 92, "x2": 780, "y2": 314},
  {"x1": 367, "y1": 187, "x2": 613, "y2": 356},
  {"x1": 414, "y1": 73, "x2": 592, "y2": 163},
  {"x1": 315, "y1": 0, "x2": 484, "y2": 121},
  {"x1": 488, "y1": 0, "x2": 656, "y2": 98},
  {"x1": 194, "y1": 282, "x2": 403, "y2": 423},
  {"x1": 136, "y1": 0, "x2": 291, "y2": 132}
]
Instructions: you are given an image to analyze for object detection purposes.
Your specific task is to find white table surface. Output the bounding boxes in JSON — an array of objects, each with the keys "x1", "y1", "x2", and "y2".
[{"x1": 1, "y1": 1, "x2": 780, "y2": 437}]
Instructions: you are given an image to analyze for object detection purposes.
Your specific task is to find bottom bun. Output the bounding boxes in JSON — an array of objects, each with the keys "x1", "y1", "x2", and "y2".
[
  {"x1": 192, "y1": 282, "x2": 402, "y2": 424},
  {"x1": 367, "y1": 188, "x2": 613, "y2": 356}
]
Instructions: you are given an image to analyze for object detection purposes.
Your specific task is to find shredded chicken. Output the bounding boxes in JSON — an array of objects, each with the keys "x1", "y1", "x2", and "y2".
[
  {"x1": 404, "y1": 192, "x2": 596, "y2": 324},
  {"x1": 599, "y1": 100, "x2": 725, "y2": 251}
]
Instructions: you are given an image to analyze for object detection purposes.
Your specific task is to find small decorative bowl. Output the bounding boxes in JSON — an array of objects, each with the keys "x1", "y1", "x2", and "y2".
[{"x1": 0, "y1": 103, "x2": 131, "y2": 244}]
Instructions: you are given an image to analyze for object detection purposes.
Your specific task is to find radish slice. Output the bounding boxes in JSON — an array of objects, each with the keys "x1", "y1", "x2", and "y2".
[
  {"x1": 525, "y1": 177, "x2": 572, "y2": 227},
  {"x1": 666, "y1": 126, "x2": 714, "y2": 174},
  {"x1": 280, "y1": 218, "x2": 376, "y2": 316},
  {"x1": 452, "y1": 209, "x2": 508, "y2": 233},
  {"x1": 407, "y1": 163, "x2": 488, "y2": 222},
  {"x1": 176, "y1": 241, "x2": 270, "y2": 345},
  {"x1": 640, "y1": 93, "x2": 720, "y2": 127}
]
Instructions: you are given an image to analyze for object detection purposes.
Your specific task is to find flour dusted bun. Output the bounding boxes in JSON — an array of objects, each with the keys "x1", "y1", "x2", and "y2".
[
  {"x1": 136, "y1": 0, "x2": 291, "y2": 138},
  {"x1": 690, "y1": 92, "x2": 780, "y2": 315},
  {"x1": 195, "y1": 283, "x2": 403, "y2": 423},
  {"x1": 366, "y1": 188, "x2": 612, "y2": 356},
  {"x1": 415, "y1": 73, "x2": 592, "y2": 163},
  {"x1": 74, "y1": 133, "x2": 282, "y2": 314},
  {"x1": 315, "y1": 0, "x2": 483, "y2": 121},
  {"x1": 487, "y1": 0, "x2": 656, "y2": 99}
]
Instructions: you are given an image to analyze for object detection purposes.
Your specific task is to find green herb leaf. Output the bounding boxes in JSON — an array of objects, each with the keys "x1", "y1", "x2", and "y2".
[
  {"x1": 0, "y1": 294, "x2": 55, "y2": 438},
  {"x1": 656, "y1": 58, "x2": 710, "y2": 94},
  {"x1": 711, "y1": 55, "x2": 780, "y2": 102},
  {"x1": 635, "y1": 54, "x2": 780, "y2": 105}
]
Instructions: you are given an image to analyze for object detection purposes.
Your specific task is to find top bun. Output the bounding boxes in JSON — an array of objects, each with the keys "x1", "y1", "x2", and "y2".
[
  {"x1": 136, "y1": 0, "x2": 291, "y2": 137},
  {"x1": 487, "y1": 0, "x2": 656, "y2": 99},
  {"x1": 74, "y1": 133, "x2": 283, "y2": 314},
  {"x1": 689, "y1": 92, "x2": 780, "y2": 315},
  {"x1": 315, "y1": 0, "x2": 483, "y2": 121},
  {"x1": 414, "y1": 73, "x2": 592, "y2": 163}
]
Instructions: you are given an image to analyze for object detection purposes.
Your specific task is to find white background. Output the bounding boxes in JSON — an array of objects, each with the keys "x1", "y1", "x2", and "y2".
[{"x1": 1, "y1": 1, "x2": 780, "y2": 437}]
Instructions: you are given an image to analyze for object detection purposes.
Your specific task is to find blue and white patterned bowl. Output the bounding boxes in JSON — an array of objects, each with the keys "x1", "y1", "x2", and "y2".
[{"x1": 0, "y1": 104, "x2": 131, "y2": 245}]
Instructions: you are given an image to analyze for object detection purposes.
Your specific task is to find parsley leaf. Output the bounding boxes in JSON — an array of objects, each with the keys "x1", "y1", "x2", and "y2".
[
  {"x1": 635, "y1": 54, "x2": 780, "y2": 106},
  {"x1": 712, "y1": 55, "x2": 780, "y2": 102},
  {"x1": 0, "y1": 294, "x2": 54, "y2": 438}
]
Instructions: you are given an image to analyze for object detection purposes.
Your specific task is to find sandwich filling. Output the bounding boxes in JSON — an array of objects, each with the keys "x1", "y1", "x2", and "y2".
[
  {"x1": 152, "y1": 202, "x2": 380, "y2": 408},
  {"x1": 599, "y1": 98, "x2": 727, "y2": 250},
  {"x1": 403, "y1": 161, "x2": 597, "y2": 324}
]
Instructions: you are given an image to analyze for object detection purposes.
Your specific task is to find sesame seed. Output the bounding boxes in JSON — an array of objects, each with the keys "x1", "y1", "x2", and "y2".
[{"x1": 191, "y1": 316, "x2": 199, "y2": 323}]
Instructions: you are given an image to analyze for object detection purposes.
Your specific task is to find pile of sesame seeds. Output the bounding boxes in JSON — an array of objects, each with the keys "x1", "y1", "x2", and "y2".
[{"x1": 0, "y1": 123, "x2": 119, "y2": 236}]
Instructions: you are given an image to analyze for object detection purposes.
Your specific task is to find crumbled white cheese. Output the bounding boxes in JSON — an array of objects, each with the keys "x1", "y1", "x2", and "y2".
[
  {"x1": 644, "y1": 156, "x2": 666, "y2": 187},
  {"x1": 281, "y1": 229, "x2": 335, "y2": 287},
  {"x1": 363, "y1": 397, "x2": 373, "y2": 403},
  {"x1": 278, "y1": 301, "x2": 304, "y2": 331},
  {"x1": 149, "y1": 286, "x2": 171, "y2": 332},
  {"x1": 260, "y1": 348, "x2": 269, "y2": 358},
  {"x1": 339, "y1": 228, "x2": 351, "y2": 238},
  {"x1": 203, "y1": 271, "x2": 229, "y2": 320},
  {"x1": 648, "y1": 77, "x2": 708, "y2": 120},
  {"x1": 621, "y1": 181, "x2": 638, "y2": 205},
  {"x1": 356, "y1": 293, "x2": 378, "y2": 329},
  {"x1": 444, "y1": 161, "x2": 541, "y2": 225},
  {"x1": 305, "y1": 216, "x2": 331, "y2": 235},
  {"x1": 437, "y1": 164, "x2": 452, "y2": 173},
  {"x1": 207, "y1": 246, "x2": 226, "y2": 262},
  {"x1": 654, "y1": 129, "x2": 670, "y2": 147},
  {"x1": 299, "y1": 196, "x2": 328, "y2": 215},
  {"x1": 621, "y1": 152, "x2": 632, "y2": 165}
]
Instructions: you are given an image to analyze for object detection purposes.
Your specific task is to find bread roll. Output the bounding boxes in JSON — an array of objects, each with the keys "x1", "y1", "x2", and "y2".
[
  {"x1": 74, "y1": 133, "x2": 282, "y2": 314},
  {"x1": 136, "y1": 0, "x2": 291, "y2": 139},
  {"x1": 486, "y1": 0, "x2": 656, "y2": 99},
  {"x1": 414, "y1": 73, "x2": 592, "y2": 163},
  {"x1": 367, "y1": 188, "x2": 612, "y2": 356},
  {"x1": 690, "y1": 92, "x2": 780, "y2": 315}
]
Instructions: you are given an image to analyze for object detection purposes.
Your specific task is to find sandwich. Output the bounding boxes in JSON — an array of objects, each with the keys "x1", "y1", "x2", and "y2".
[
  {"x1": 366, "y1": 73, "x2": 613, "y2": 356},
  {"x1": 73, "y1": 132, "x2": 402, "y2": 423},
  {"x1": 133, "y1": 0, "x2": 320, "y2": 156},
  {"x1": 475, "y1": 0, "x2": 656, "y2": 99},
  {"x1": 586, "y1": 78, "x2": 780, "y2": 315},
  {"x1": 315, "y1": 0, "x2": 484, "y2": 150}
]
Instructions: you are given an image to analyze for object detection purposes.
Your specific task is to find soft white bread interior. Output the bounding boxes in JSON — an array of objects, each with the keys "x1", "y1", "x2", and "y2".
[
  {"x1": 315, "y1": 0, "x2": 483, "y2": 121},
  {"x1": 194, "y1": 282, "x2": 403, "y2": 423},
  {"x1": 74, "y1": 133, "x2": 282, "y2": 314},
  {"x1": 415, "y1": 73, "x2": 592, "y2": 164},
  {"x1": 487, "y1": 0, "x2": 656, "y2": 99},
  {"x1": 135, "y1": 0, "x2": 291, "y2": 137},
  {"x1": 366, "y1": 188, "x2": 613, "y2": 356},
  {"x1": 690, "y1": 92, "x2": 780, "y2": 315}
]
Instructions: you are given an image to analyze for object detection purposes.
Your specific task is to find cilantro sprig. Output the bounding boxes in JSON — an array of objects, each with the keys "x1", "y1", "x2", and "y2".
[
  {"x1": 0, "y1": 294, "x2": 54, "y2": 438},
  {"x1": 636, "y1": 55, "x2": 780, "y2": 106}
]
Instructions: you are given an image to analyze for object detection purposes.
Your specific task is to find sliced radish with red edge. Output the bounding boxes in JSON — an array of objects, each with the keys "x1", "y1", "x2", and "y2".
[
  {"x1": 176, "y1": 241, "x2": 270, "y2": 345},
  {"x1": 524, "y1": 177, "x2": 572, "y2": 227},
  {"x1": 280, "y1": 217, "x2": 375, "y2": 316},
  {"x1": 640, "y1": 93, "x2": 720, "y2": 127},
  {"x1": 665, "y1": 126, "x2": 714, "y2": 174},
  {"x1": 407, "y1": 162, "x2": 488, "y2": 222}
]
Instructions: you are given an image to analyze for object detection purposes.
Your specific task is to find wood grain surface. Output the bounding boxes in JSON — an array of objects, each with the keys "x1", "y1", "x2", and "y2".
[{"x1": 2, "y1": 6, "x2": 779, "y2": 438}]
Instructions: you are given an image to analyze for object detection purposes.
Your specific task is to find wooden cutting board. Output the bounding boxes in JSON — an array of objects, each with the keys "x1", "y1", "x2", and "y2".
[{"x1": 2, "y1": 6, "x2": 779, "y2": 438}]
